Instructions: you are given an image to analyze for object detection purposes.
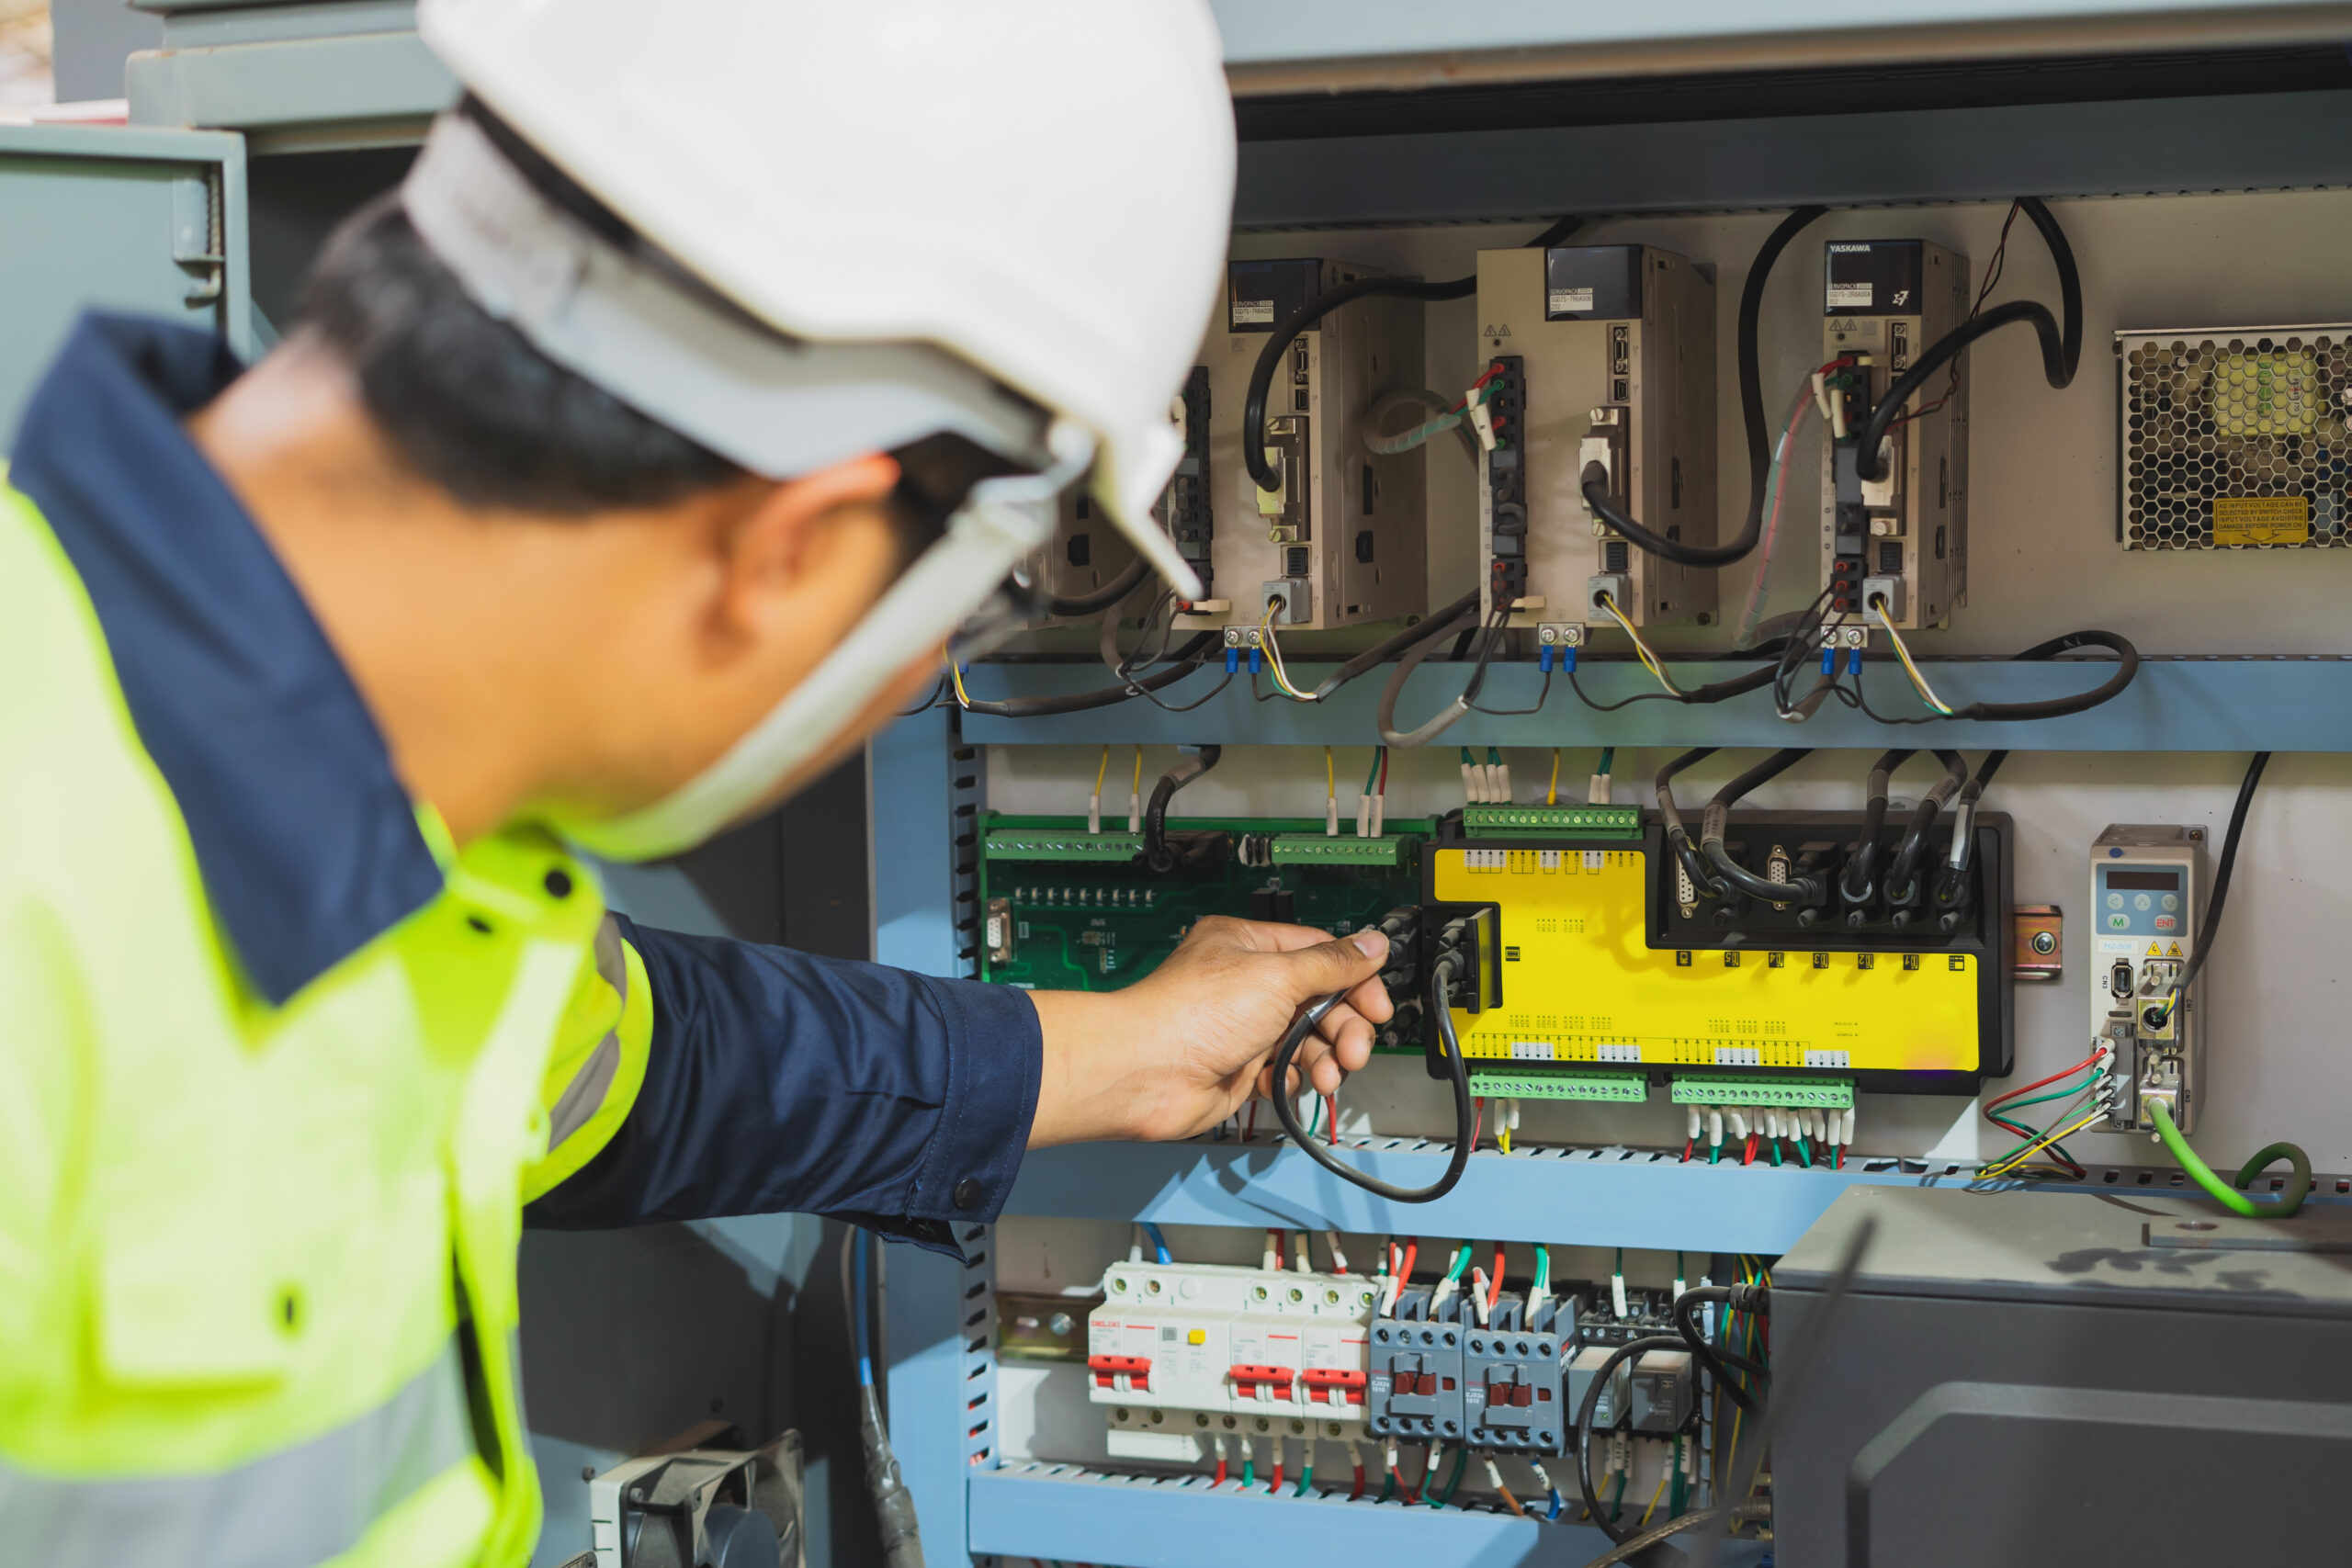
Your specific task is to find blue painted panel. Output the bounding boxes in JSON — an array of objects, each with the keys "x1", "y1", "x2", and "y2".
[
  {"x1": 870, "y1": 710, "x2": 962, "y2": 976},
  {"x1": 885, "y1": 1235, "x2": 995, "y2": 1568},
  {"x1": 1234, "y1": 90, "x2": 2352, "y2": 227},
  {"x1": 1004, "y1": 1135, "x2": 1978, "y2": 1253},
  {"x1": 970, "y1": 1462, "x2": 1770, "y2": 1567},
  {"x1": 959, "y1": 657, "x2": 2350, "y2": 751}
]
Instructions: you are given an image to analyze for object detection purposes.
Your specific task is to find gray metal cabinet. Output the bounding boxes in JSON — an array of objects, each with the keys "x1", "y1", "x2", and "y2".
[{"x1": 0, "y1": 123, "x2": 250, "y2": 443}]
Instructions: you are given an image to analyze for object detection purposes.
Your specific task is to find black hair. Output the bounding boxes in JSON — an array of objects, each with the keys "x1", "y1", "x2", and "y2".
[{"x1": 295, "y1": 99, "x2": 1011, "y2": 551}]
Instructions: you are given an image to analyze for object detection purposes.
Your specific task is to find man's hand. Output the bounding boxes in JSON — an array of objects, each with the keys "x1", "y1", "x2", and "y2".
[{"x1": 1027, "y1": 918, "x2": 1394, "y2": 1147}]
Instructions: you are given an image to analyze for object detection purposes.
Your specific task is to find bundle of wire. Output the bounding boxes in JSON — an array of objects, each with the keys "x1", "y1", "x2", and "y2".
[{"x1": 1977, "y1": 1047, "x2": 2112, "y2": 1180}]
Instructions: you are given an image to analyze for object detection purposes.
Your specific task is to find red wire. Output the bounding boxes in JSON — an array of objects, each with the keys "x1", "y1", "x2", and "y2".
[
  {"x1": 1270, "y1": 1227, "x2": 1283, "y2": 1270},
  {"x1": 1987, "y1": 1051, "x2": 2100, "y2": 1112},
  {"x1": 1377, "y1": 750, "x2": 1389, "y2": 791},
  {"x1": 1743, "y1": 1132, "x2": 1758, "y2": 1167},
  {"x1": 1681, "y1": 1138, "x2": 1693, "y2": 1164},
  {"x1": 1351, "y1": 1463, "x2": 1366, "y2": 1501},
  {"x1": 1326, "y1": 1092, "x2": 1339, "y2": 1148},
  {"x1": 1400, "y1": 1238, "x2": 1419, "y2": 1285},
  {"x1": 1487, "y1": 1241, "x2": 1506, "y2": 1310},
  {"x1": 1271, "y1": 1459, "x2": 1283, "y2": 1493},
  {"x1": 1836, "y1": 1145, "x2": 1845, "y2": 1170},
  {"x1": 1403, "y1": 1447, "x2": 1426, "y2": 1505},
  {"x1": 1216, "y1": 1458, "x2": 1227, "y2": 1485},
  {"x1": 1471, "y1": 1098, "x2": 1486, "y2": 1151}
]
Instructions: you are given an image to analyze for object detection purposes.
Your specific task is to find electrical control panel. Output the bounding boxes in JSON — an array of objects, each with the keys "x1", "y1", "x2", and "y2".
[
  {"x1": 1473, "y1": 244, "x2": 1717, "y2": 633},
  {"x1": 1090, "y1": 1259, "x2": 1381, "y2": 1463},
  {"x1": 2091, "y1": 825, "x2": 2205, "y2": 1133},
  {"x1": 1821, "y1": 238, "x2": 1973, "y2": 630},
  {"x1": 1424, "y1": 807, "x2": 2014, "y2": 1099},
  {"x1": 1176, "y1": 258, "x2": 1429, "y2": 635}
]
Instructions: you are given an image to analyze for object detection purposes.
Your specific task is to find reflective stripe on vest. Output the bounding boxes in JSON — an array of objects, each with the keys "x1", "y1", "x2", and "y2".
[{"x1": 0, "y1": 1340, "x2": 469, "y2": 1567}]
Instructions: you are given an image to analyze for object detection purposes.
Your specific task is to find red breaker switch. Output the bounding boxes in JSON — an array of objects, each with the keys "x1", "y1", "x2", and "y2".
[
  {"x1": 1230, "y1": 1363, "x2": 1297, "y2": 1403},
  {"x1": 1088, "y1": 1354, "x2": 1150, "y2": 1393},
  {"x1": 1301, "y1": 1368, "x2": 1368, "y2": 1407}
]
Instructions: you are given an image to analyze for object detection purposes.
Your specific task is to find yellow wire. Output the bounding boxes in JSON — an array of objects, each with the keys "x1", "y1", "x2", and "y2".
[
  {"x1": 947, "y1": 658, "x2": 972, "y2": 709},
  {"x1": 1094, "y1": 745, "x2": 1110, "y2": 796},
  {"x1": 1133, "y1": 745, "x2": 1143, "y2": 797},
  {"x1": 1546, "y1": 749, "x2": 1561, "y2": 807},
  {"x1": 1869, "y1": 596, "x2": 1954, "y2": 716},
  {"x1": 1981, "y1": 1102, "x2": 2108, "y2": 1180},
  {"x1": 1598, "y1": 594, "x2": 1683, "y2": 697},
  {"x1": 1639, "y1": 1466, "x2": 1669, "y2": 1527},
  {"x1": 1324, "y1": 746, "x2": 1335, "y2": 803},
  {"x1": 1259, "y1": 599, "x2": 1317, "y2": 702}
]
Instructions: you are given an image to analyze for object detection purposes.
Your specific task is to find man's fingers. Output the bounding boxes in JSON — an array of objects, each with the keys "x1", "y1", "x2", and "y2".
[{"x1": 1272, "y1": 929, "x2": 1388, "y2": 1002}]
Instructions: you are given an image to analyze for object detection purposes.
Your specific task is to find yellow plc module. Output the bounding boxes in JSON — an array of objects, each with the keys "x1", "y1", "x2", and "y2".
[{"x1": 1424, "y1": 811, "x2": 2013, "y2": 1096}]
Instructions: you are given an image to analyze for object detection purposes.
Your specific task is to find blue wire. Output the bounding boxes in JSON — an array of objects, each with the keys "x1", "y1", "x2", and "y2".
[
  {"x1": 1140, "y1": 1221, "x2": 1172, "y2": 1266},
  {"x1": 854, "y1": 1228, "x2": 875, "y2": 1388},
  {"x1": 1547, "y1": 1487, "x2": 1565, "y2": 1522}
]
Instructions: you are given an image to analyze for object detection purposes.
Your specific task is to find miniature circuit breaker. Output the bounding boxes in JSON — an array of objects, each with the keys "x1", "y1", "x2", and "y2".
[
  {"x1": 1820, "y1": 238, "x2": 1973, "y2": 631},
  {"x1": 1089, "y1": 1258, "x2": 1380, "y2": 1464},
  {"x1": 2091, "y1": 826, "x2": 2205, "y2": 1133},
  {"x1": 1175, "y1": 257, "x2": 1429, "y2": 638},
  {"x1": 1472, "y1": 243, "x2": 1717, "y2": 637}
]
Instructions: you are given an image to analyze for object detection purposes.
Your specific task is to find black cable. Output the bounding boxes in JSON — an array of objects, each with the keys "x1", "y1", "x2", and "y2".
[
  {"x1": 1309, "y1": 589, "x2": 1481, "y2": 701},
  {"x1": 1687, "y1": 1216, "x2": 1877, "y2": 1568},
  {"x1": 1567, "y1": 659, "x2": 1782, "y2": 713},
  {"x1": 1244, "y1": 276, "x2": 1478, "y2": 493},
  {"x1": 893, "y1": 673, "x2": 950, "y2": 717},
  {"x1": 1884, "y1": 750, "x2": 1968, "y2": 902},
  {"x1": 1935, "y1": 748, "x2": 2007, "y2": 906},
  {"x1": 1573, "y1": 205, "x2": 1825, "y2": 568},
  {"x1": 2173, "y1": 751, "x2": 2269, "y2": 1004},
  {"x1": 1267, "y1": 954, "x2": 1474, "y2": 1204},
  {"x1": 1700, "y1": 749, "x2": 1823, "y2": 902},
  {"x1": 1671, "y1": 1286, "x2": 1762, "y2": 1414},
  {"x1": 1654, "y1": 748, "x2": 1725, "y2": 900},
  {"x1": 1853, "y1": 628, "x2": 2141, "y2": 725},
  {"x1": 1141, "y1": 745, "x2": 1221, "y2": 873},
  {"x1": 1466, "y1": 670, "x2": 1552, "y2": 716},
  {"x1": 1241, "y1": 218, "x2": 1583, "y2": 494},
  {"x1": 1045, "y1": 556, "x2": 1151, "y2": 618},
  {"x1": 1839, "y1": 749, "x2": 1915, "y2": 902},
  {"x1": 1574, "y1": 1334, "x2": 1687, "y2": 1545},
  {"x1": 956, "y1": 634, "x2": 1220, "y2": 718}
]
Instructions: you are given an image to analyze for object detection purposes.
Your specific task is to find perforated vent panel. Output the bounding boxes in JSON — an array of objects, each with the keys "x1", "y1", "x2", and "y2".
[{"x1": 2119, "y1": 326, "x2": 2352, "y2": 549}]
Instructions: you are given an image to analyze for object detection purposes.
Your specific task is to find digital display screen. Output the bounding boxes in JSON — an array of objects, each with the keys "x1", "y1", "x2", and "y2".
[{"x1": 2107, "y1": 869, "x2": 2181, "y2": 891}]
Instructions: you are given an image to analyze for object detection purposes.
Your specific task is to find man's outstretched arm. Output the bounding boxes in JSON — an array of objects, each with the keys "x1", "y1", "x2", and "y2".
[{"x1": 521, "y1": 913, "x2": 1389, "y2": 1251}]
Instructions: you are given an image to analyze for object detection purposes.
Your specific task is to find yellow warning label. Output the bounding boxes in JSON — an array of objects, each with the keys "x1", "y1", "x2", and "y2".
[
  {"x1": 2146, "y1": 942, "x2": 2164, "y2": 957},
  {"x1": 2213, "y1": 496, "x2": 2311, "y2": 546},
  {"x1": 2166, "y1": 942, "x2": 2185, "y2": 957}
]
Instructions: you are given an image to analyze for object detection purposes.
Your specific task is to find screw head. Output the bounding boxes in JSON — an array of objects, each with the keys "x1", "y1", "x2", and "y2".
[
  {"x1": 2031, "y1": 931, "x2": 2057, "y2": 955},
  {"x1": 1047, "y1": 1312, "x2": 1074, "y2": 1337}
]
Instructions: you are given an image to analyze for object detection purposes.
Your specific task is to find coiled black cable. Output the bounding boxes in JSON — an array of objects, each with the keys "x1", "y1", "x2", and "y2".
[
  {"x1": 1575, "y1": 1334, "x2": 1688, "y2": 1545},
  {"x1": 1574, "y1": 205, "x2": 1826, "y2": 568},
  {"x1": 1885, "y1": 750, "x2": 1969, "y2": 902},
  {"x1": 1654, "y1": 747, "x2": 1726, "y2": 899},
  {"x1": 1266, "y1": 953, "x2": 1474, "y2": 1204},
  {"x1": 1859, "y1": 628, "x2": 2140, "y2": 725},
  {"x1": 1242, "y1": 218, "x2": 1584, "y2": 494},
  {"x1": 1700, "y1": 749, "x2": 1822, "y2": 902},
  {"x1": 1671, "y1": 1284, "x2": 1770, "y2": 1414},
  {"x1": 1044, "y1": 556, "x2": 1152, "y2": 618},
  {"x1": 1141, "y1": 745, "x2": 1221, "y2": 872},
  {"x1": 1839, "y1": 749, "x2": 1916, "y2": 902},
  {"x1": 1853, "y1": 196, "x2": 2081, "y2": 483}
]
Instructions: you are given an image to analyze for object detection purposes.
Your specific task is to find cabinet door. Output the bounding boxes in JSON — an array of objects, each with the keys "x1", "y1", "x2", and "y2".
[{"x1": 0, "y1": 124, "x2": 250, "y2": 441}]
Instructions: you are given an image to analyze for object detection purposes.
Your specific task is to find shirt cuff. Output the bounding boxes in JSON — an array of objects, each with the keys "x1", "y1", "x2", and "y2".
[{"x1": 899, "y1": 974, "x2": 1041, "y2": 1245}]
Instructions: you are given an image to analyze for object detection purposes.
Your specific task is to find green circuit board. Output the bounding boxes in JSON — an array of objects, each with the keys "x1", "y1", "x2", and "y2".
[{"x1": 978, "y1": 815, "x2": 1428, "y2": 1032}]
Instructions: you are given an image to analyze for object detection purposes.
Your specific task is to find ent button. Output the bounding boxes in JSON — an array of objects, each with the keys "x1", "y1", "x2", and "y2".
[{"x1": 952, "y1": 1177, "x2": 983, "y2": 1211}]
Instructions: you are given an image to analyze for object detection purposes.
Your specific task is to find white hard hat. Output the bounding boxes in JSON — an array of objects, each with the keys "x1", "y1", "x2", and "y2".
[
  {"x1": 409, "y1": 0, "x2": 1232, "y2": 593},
  {"x1": 398, "y1": 0, "x2": 1235, "y2": 859}
]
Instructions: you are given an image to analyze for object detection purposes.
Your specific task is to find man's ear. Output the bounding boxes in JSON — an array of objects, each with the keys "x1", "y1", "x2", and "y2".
[{"x1": 718, "y1": 451, "x2": 903, "y2": 632}]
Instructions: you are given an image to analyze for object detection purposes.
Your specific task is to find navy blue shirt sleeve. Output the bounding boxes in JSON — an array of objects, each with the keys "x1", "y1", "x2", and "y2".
[{"x1": 525, "y1": 915, "x2": 1042, "y2": 1254}]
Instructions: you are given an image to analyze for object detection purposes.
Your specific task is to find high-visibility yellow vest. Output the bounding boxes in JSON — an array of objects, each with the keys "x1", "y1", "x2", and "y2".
[{"x1": 0, "y1": 478, "x2": 651, "y2": 1565}]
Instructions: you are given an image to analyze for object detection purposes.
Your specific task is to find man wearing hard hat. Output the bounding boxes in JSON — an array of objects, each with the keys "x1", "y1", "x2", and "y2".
[{"x1": 0, "y1": 3, "x2": 1396, "y2": 1562}]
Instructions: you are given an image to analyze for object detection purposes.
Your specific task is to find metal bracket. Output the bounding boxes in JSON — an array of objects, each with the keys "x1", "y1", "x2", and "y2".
[{"x1": 2012, "y1": 904, "x2": 2063, "y2": 982}]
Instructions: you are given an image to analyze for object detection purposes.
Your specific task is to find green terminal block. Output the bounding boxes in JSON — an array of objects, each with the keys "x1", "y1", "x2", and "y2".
[
  {"x1": 1461, "y1": 805, "x2": 1643, "y2": 839},
  {"x1": 1468, "y1": 1068, "x2": 1648, "y2": 1103},
  {"x1": 1669, "y1": 1074, "x2": 1855, "y2": 1110},
  {"x1": 981, "y1": 828, "x2": 1145, "y2": 863},
  {"x1": 1268, "y1": 833, "x2": 1414, "y2": 867}
]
